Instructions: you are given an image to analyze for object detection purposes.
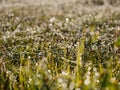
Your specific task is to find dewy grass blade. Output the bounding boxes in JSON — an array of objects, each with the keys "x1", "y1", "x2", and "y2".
[{"x1": 75, "y1": 36, "x2": 85, "y2": 88}]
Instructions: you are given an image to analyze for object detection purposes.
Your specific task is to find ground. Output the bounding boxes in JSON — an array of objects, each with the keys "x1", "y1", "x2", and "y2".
[{"x1": 0, "y1": 0, "x2": 120, "y2": 90}]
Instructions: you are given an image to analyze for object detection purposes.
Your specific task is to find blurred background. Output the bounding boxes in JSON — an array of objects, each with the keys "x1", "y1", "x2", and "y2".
[{"x1": 0, "y1": 0, "x2": 120, "y2": 6}]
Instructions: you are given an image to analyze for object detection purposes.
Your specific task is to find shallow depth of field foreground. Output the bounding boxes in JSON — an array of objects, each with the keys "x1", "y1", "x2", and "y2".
[{"x1": 0, "y1": 0, "x2": 120, "y2": 90}]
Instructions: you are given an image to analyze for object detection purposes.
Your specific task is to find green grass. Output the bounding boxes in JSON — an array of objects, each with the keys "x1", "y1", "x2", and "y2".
[{"x1": 0, "y1": 0, "x2": 120, "y2": 90}]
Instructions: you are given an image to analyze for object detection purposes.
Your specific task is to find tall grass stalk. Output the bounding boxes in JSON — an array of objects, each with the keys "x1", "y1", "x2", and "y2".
[{"x1": 75, "y1": 36, "x2": 85, "y2": 88}]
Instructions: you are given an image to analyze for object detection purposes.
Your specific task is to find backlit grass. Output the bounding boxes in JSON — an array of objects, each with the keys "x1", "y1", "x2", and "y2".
[{"x1": 0, "y1": 0, "x2": 120, "y2": 90}]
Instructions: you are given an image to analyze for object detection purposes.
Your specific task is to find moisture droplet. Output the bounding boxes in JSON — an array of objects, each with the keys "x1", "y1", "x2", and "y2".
[
  {"x1": 84, "y1": 79, "x2": 90, "y2": 85},
  {"x1": 66, "y1": 18, "x2": 69, "y2": 23}
]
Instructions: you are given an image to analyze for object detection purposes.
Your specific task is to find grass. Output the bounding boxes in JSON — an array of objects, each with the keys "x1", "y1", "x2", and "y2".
[{"x1": 0, "y1": 0, "x2": 120, "y2": 90}]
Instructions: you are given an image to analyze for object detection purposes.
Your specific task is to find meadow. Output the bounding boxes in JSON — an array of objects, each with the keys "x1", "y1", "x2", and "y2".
[{"x1": 0, "y1": 0, "x2": 120, "y2": 90}]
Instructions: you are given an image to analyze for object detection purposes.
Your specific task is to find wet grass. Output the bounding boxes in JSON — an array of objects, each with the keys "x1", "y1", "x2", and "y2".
[{"x1": 0, "y1": 1, "x2": 120, "y2": 90}]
